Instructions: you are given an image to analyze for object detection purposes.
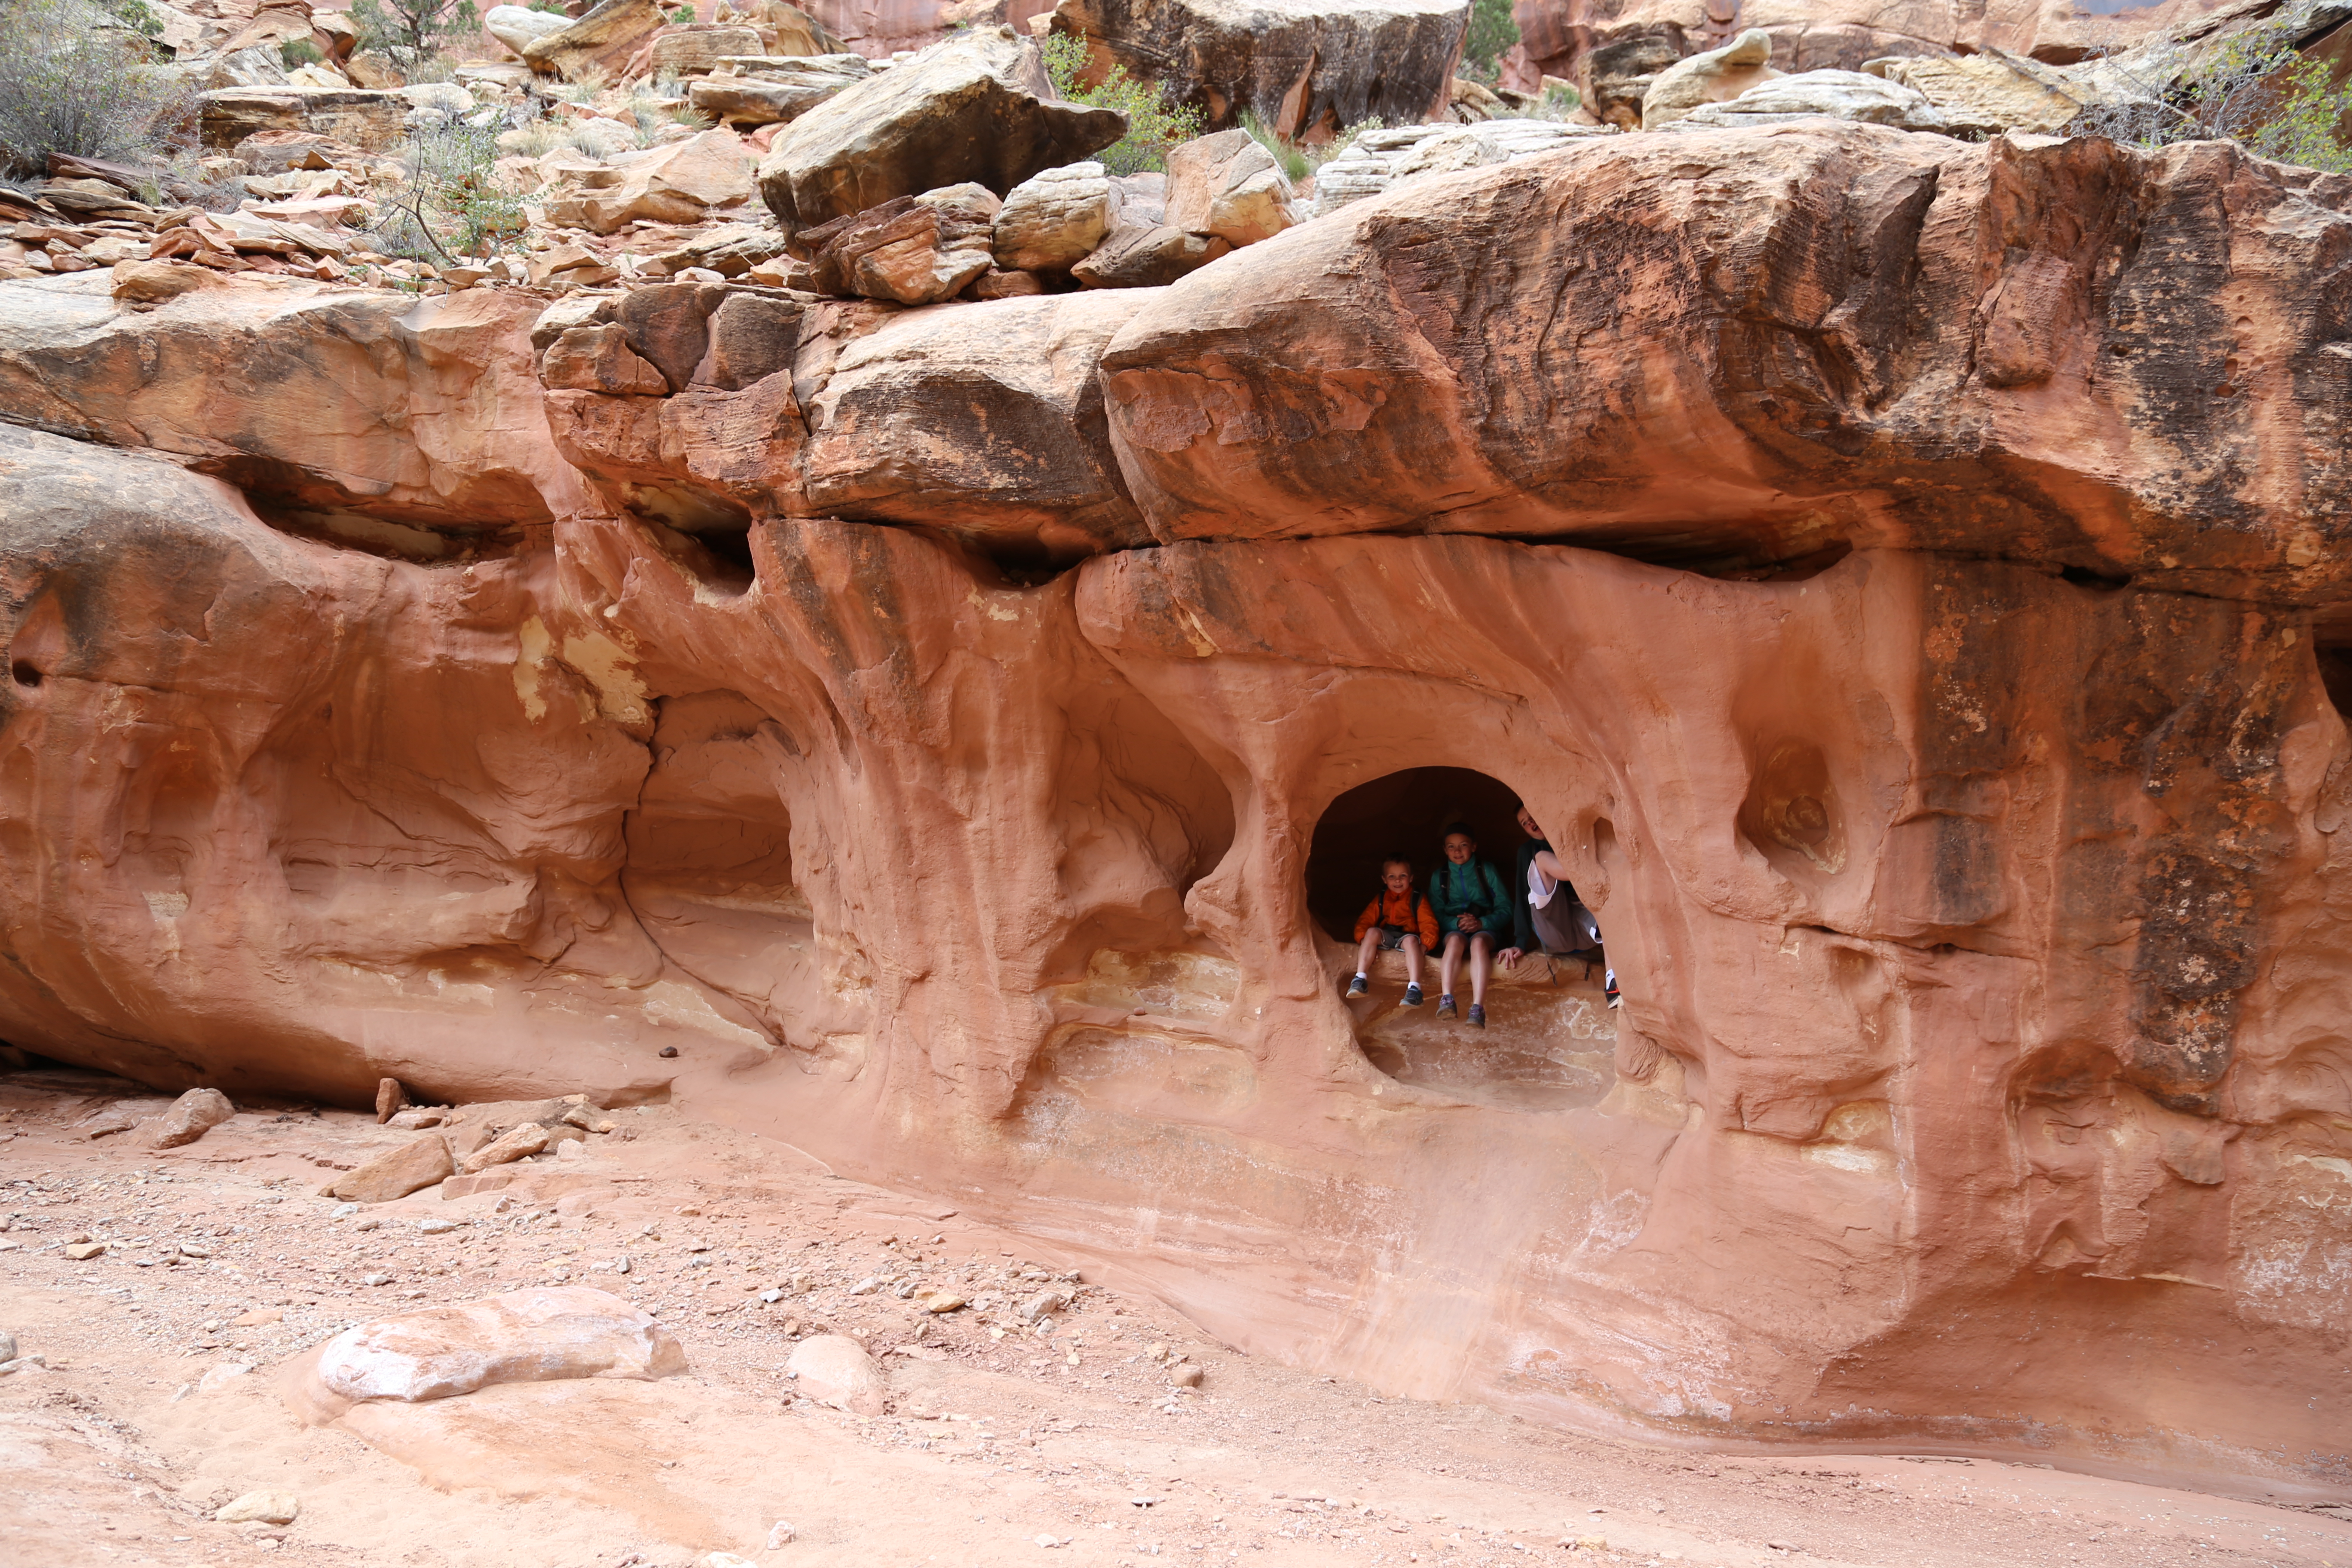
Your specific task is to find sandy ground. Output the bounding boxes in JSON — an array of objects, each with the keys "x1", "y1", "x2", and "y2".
[{"x1": 5, "y1": 1066, "x2": 2350, "y2": 1568}]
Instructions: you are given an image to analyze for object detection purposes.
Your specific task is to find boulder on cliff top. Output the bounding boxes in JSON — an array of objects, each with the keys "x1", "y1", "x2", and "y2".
[
  {"x1": 1640, "y1": 26, "x2": 1781, "y2": 129},
  {"x1": 1043, "y1": 0, "x2": 1469, "y2": 136},
  {"x1": 311, "y1": 1287, "x2": 686, "y2": 1403},
  {"x1": 689, "y1": 54, "x2": 873, "y2": 126},
  {"x1": 1096, "y1": 120, "x2": 2352, "y2": 604},
  {"x1": 1161, "y1": 128, "x2": 1295, "y2": 247},
  {"x1": 485, "y1": 3, "x2": 571, "y2": 57},
  {"x1": 790, "y1": 183, "x2": 1001, "y2": 303},
  {"x1": 993, "y1": 160, "x2": 1118, "y2": 271},
  {"x1": 1664, "y1": 69, "x2": 1948, "y2": 133},
  {"x1": 542, "y1": 129, "x2": 757, "y2": 235},
  {"x1": 756, "y1": 27, "x2": 1126, "y2": 236},
  {"x1": 522, "y1": 0, "x2": 671, "y2": 82}
]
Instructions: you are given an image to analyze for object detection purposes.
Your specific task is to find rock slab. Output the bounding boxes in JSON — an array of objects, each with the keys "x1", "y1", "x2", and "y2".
[{"x1": 312, "y1": 1286, "x2": 686, "y2": 1403}]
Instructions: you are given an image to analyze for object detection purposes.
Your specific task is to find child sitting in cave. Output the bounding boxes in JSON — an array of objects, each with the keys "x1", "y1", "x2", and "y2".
[
  {"x1": 1500, "y1": 802, "x2": 1619, "y2": 1009},
  {"x1": 1348, "y1": 854, "x2": 1439, "y2": 1007},
  {"x1": 1429, "y1": 823, "x2": 1512, "y2": 1028}
]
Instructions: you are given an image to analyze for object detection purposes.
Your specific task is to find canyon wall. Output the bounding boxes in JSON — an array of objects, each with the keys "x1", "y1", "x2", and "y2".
[{"x1": 3, "y1": 122, "x2": 2351, "y2": 1491}]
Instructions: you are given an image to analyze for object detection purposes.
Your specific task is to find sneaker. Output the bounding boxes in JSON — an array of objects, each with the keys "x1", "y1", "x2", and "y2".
[
  {"x1": 1605, "y1": 971, "x2": 1621, "y2": 1009},
  {"x1": 1403, "y1": 982, "x2": 1424, "y2": 1008},
  {"x1": 1436, "y1": 995, "x2": 1458, "y2": 1021},
  {"x1": 1346, "y1": 974, "x2": 1369, "y2": 997},
  {"x1": 1467, "y1": 1004, "x2": 1486, "y2": 1029}
]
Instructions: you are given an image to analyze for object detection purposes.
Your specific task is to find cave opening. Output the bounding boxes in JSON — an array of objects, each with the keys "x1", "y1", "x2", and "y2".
[{"x1": 1306, "y1": 767, "x2": 1616, "y2": 1112}]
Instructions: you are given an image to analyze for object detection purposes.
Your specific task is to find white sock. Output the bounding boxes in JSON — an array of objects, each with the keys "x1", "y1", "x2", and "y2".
[{"x1": 1353, "y1": 971, "x2": 1367, "y2": 983}]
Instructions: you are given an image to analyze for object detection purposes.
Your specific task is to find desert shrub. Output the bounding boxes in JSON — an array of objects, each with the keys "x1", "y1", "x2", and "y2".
[
  {"x1": 0, "y1": 0, "x2": 191, "y2": 176},
  {"x1": 281, "y1": 36, "x2": 324, "y2": 67},
  {"x1": 371, "y1": 118, "x2": 526, "y2": 262},
  {"x1": 1460, "y1": 0, "x2": 1519, "y2": 83},
  {"x1": 2080, "y1": 24, "x2": 2352, "y2": 175},
  {"x1": 1239, "y1": 109, "x2": 1381, "y2": 185},
  {"x1": 350, "y1": 0, "x2": 482, "y2": 70},
  {"x1": 1041, "y1": 29, "x2": 1202, "y2": 175}
]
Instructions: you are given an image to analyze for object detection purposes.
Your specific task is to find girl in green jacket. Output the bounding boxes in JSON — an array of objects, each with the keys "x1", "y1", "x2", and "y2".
[{"x1": 1428, "y1": 822, "x2": 1511, "y2": 1027}]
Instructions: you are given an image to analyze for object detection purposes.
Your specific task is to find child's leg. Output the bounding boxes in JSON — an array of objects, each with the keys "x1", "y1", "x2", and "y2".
[
  {"x1": 1440, "y1": 932, "x2": 1464, "y2": 999},
  {"x1": 1356, "y1": 927, "x2": 1380, "y2": 977},
  {"x1": 1401, "y1": 934, "x2": 1425, "y2": 988},
  {"x1": 1469, "y1": 933, "x2": 1493, "y2": 1006}
]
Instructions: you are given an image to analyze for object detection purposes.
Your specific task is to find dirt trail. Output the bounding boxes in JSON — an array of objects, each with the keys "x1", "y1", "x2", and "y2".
[{"x1": 4, "y1": 1068, "x2": 2346, "y2": 1568}]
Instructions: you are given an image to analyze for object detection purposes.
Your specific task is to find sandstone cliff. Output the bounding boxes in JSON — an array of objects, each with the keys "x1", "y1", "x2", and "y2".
[{"x1": 3, "y1": 120, "x2": 2351, "y2": 1491}]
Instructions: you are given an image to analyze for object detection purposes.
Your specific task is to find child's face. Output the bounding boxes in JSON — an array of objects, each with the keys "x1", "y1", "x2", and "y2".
[
  {"x1": 1383, "y1": 863, "x2": 1412, "y2": 892},
  {"x1": 1517, "y1": 807, "x2": 1542, "y2": 839},
  {"x1": 1444, "y1": 834, "x2": 1474, "y2": 864}
]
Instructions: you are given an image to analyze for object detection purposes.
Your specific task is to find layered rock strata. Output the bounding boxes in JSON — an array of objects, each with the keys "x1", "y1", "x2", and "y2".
[{"x1": 2, "y1": 122, "x2": 2350, "y2": 1492}]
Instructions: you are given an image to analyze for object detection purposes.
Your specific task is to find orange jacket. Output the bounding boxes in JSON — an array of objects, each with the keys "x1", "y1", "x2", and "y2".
[{"x1": 1355, "y1": 885, "x2": 1439, "y2": 946}]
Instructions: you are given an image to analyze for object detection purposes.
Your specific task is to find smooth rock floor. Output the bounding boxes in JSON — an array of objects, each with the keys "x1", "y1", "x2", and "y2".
[{"x1": 2, "y1": 1067, "x2": 2345, "y2": 1568}]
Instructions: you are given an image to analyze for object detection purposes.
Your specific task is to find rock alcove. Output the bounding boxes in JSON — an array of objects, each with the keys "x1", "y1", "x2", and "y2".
[{"x1": 1308, "y1": 766, "x2": 1616, "y2": 1112}]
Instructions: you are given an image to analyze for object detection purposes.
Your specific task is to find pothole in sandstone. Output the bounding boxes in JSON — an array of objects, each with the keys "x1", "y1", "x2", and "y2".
[{"x1": 1307, "y1": 767, "x2": 1614, "y2": 1112}]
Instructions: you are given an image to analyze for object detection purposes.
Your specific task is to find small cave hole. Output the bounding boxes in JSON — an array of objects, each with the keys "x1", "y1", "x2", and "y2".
[
  {"x1": 2059, "y1": 564, "x2": 2134, "y2": 593},
  {"x1": 1307, "y1": 766, "x2": 1616, "y2": 1113},
  {"x1": 9, "y1": 661, "x2": 41, "y2": 689}
]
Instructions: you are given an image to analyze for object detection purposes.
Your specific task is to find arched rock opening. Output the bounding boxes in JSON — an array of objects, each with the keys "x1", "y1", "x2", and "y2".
[{"x1": 1306, "y1": 766, "x2": 1615, "y2": 1112}]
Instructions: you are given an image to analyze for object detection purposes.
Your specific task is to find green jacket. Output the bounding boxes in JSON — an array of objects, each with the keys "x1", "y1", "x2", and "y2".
[{"x1": 1427, "y1": 858, "x2": 1511, "y2": 940}]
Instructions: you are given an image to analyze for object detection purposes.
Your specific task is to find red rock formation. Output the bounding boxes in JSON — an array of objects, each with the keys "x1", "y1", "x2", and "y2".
[{"x1": 2, "y1": 122, "x2": 2350, "y2": 1493}]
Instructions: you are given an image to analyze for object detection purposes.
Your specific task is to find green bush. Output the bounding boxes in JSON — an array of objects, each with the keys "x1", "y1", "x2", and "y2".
[
  {"x1": 2084, "y1": 24, "x2": 2352, "y2": 175},
  {"x1": 1041, "y1": 29, "x2": 1201, "y2": 176},
  {"x1": 1239, "y1": 109, "x2": 1379, "y2": 185},
  {"x1": 0, "y1": 0, "x2": 190, "y2": 177},
  {"x1": 372, "y1": 119, "x2": 526, "y2": 263},
  {"x1": 281, "y1": 36, "x2": 324, "y2": 67},
  {"x1": 1460, "y1": 0, "x2": 1519, "y2": 83},
  {"x1": 350, "y1": 0, "x2": 482, "y2": 68}
]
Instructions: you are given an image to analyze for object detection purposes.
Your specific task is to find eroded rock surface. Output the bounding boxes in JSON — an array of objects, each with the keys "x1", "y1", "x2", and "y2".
[{"x1": 2, "y1": 121, "x2": 2351, "y2": 1494}]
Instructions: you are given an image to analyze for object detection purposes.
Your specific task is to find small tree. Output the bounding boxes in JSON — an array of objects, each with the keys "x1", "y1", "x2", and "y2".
[
  {"x1": 2079, "y1": 24, "x2": 2352, "y2": 175},
  {"x1": 370, "y1": 118, "x2": 525, "y2": 263},
  {"x1": 349, "y1": 0, "x2": 483, "y2": 69},
  {"x1": 1460, "y1": 0, "x2": 1519, "y2": 84},
  {"x1": 1041, "y1": 30, "x2": 1200, "y2": 176}
]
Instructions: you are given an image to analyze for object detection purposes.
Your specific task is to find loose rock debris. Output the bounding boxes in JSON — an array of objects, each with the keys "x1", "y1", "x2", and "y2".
[{"x1": 2, "y1": 1067, "x2": 2346, "y2": 1568}]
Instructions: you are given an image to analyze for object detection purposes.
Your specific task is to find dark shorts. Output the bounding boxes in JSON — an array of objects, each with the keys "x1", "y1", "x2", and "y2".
[
  {"x1": 1441, "y1": 925, "x2": 1499, "y2": 949},
  {"x1": 1372, "y1": 925, "x2": 1420, "y2": 951}
]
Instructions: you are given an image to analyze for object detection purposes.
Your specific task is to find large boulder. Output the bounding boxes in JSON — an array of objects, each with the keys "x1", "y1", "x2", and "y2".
[
  {"x1": 1042, "y1": 0, "x2": 1469, "y2": 135},
  {"x1": 309, "y1": 1288, "x2": 685, "y2": 1403},
  {"x1": 1096, "y1": 119, "x2": 2352, "y2": 601},
  {"x1": 543, "y1": 129, "x2": 758, "y2": 235},
  {"x1": 149, "y1": 1087, "x2": 235, "y2": 1148},
  {"x1": 992, "y1": 160, "x2": 1118, "y2": 271},
  {"x1": 484, "y1": 3, "x2": 571, "y2": 56},
  {"x1": 688, "y1": 54, "x2": 872, "y2": 126},
  {"x1": 1665, "y1": 68, "x2": 1948, "y2": 133},
  {"x1": 755, "y1": 26, "x2": 1126, "y2": 236},
  {"x1": 1866, "y1": 53, "x2": 2091, "y2": 138},
  {"x1": 791, "y1": 184, "x2": 1002, "y2": 304},
  {"x1": 1640, "y1": 26, "x2": 1780, "y2": 129},
  {"x1": 1161, "y1": 128, "x2": 1294, "y2": 247},
  {"x1": 794, "y1": 289, "x2": 1155, "y2": 556},
  {"x1": 1308, "y1": 118, "x2": 1602, "y2": 216},
  {"x1": 197, "y1": 87, "x2": 410, "y2": 151},
  {"x1": 523, "y1": 0, "x2": 671, "y2": 82}
]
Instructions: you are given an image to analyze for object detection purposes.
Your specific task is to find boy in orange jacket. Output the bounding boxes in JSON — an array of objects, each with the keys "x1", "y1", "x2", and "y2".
[{"x1": 1348, "y1": 854, "x2": 1439, "y2": 1007}]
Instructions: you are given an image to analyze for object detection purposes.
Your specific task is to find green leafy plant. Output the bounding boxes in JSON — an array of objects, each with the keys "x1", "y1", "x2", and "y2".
[
  {"x1": 0, "y1": 0, "x2": 190, "y2": 176},
  {"x1": 280, "y1": 36, "x2": 324, "y2": 67},
  {"x1": 1041, "y1": 29, "x2": 1200, "y2": 176},
  {"x1": 1460, "y1": 0, "x2": 1519, "y2": 84},
  {"x1": 100, "y1": 0, "x2": 162, "y2": 38},
  {"x1": 371, "y1": 118, "x2": 525, "y2": 263},
  {"x1": 349, "y1": 0, "x2": 482, "y2": 68},
  {"x1": 2080, "y1": 24, "x2": 2352, "y2": 175}
]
